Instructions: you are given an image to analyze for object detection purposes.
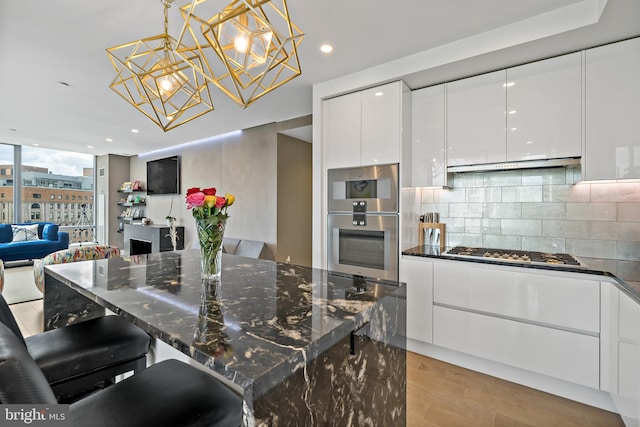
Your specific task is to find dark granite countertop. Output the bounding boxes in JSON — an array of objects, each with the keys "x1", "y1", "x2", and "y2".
[
  {"x1": 44, "y1": 250, "x2": 405, "y2": 400},
  {"x1": 403, "y1": 245, "x2": 640, "y2": 304}
]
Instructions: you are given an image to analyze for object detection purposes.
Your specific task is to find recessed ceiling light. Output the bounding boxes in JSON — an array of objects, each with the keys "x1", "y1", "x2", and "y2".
[
  {"x1": 32, "y1": 143, "x2": 39, "y2": 146},
  {"x1": 106, "y1": 138, "x2": 113, "y2": 142},
  {"x1": 87, "y1": 145, "x2": 94, "y2": 149},
  {"x1": 320, "y1": 44, "x2": 333, "y2": 53},
  {"x1": 131, "y1": 129, "x2": 139, "y2": 133},
  {"x1": 374, "y1": 92, "x2": 383, "y2": 97}
]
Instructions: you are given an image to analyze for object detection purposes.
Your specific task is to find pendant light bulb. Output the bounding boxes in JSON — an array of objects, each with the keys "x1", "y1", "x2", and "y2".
[
  {"x1": 159, "y1": 74, "x2": 176, "y2": 94},
  {"x1": 234, "y1": 35, "x2": 249, "y2": 53}
]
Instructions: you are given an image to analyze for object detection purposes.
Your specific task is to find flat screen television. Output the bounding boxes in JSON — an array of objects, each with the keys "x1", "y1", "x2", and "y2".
[{"x1": 146, "y1": 155, "x2": 180, "y2": 195}]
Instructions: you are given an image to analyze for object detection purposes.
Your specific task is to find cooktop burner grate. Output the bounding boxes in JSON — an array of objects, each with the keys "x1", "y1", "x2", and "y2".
[{"x1": 445, "y1": 246, "x2": 582, "y2": 266}]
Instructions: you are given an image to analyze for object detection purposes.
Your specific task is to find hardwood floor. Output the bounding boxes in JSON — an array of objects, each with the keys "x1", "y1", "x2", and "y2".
[
  {"x1": 9, "y1": 301, "x2": 625, "y2": 426},
  {"x1": 407, "y1": 351, "x2": 624, "y2": 427}
]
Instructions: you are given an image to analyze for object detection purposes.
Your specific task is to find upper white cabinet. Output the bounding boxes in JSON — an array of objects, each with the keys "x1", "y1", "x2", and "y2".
[
  {"x1": 446, "y1": 52, "x2": 583, "y2": 168},
  {"x1": 506, "y1": 52, "x2": 582, "y2": 161},
  {"x1": 411, "y1": 85, "x2": 447, "y2": 187},
  {"x1": 446, "y1": 70, "x2": 506, "y2": 166},
  {"x1": 323, "y1": 91, "x2": 361, "y2": 170},
  {"x1": 585, "y1": 37, "x2": 640, "y2": 180},
  {"x1": 323, "y1": 81, "x2": 410, "y2": 170}
]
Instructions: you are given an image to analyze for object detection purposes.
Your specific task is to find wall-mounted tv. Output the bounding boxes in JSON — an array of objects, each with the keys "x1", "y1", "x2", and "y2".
[{"x1": 146, "y1": 155, "x2": 180, "y2": 195}]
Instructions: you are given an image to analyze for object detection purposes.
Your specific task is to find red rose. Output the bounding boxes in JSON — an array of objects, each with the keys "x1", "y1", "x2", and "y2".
[
  {"x1": 202, "y1": 188, "x2": 217, "y2": 196},
  {"x1": 186, "y1": 187, "x2": 201, "y2": 196},
  {"x1": 215, "y1": 196, "x2": 226, "y2": 208}
]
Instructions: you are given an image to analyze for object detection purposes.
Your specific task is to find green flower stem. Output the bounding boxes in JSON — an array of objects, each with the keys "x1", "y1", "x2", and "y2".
[{"x1": 196, "y1": 216, "x2": 227, "y2": 279}]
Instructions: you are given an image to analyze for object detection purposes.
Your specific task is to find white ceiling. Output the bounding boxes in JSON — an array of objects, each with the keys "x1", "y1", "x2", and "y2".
[{"x1": 1, "y1": 0, "x2": 639, "y2": 157}]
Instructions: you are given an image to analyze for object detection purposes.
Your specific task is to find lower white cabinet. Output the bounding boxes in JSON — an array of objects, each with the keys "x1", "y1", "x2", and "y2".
[
  {"x1": 433, "y1": 306, "x2": 600, "y2": 388},
  {"x1": 430, "y1": 259, "x2": 601, "y2": 389},
  {"x1": 433, "y1": 262, "x2": 600, "y2": 333},
  {"x1": 400, "y1": 256, "x2": 433, "y2": 344},
  {"x1": 602, "y1": 282, "x2": 640, "y2": 425}
]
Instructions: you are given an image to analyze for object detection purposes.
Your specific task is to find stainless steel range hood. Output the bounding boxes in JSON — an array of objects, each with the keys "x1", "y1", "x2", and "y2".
[{"x1": 447, "y1": 157, "x2": 581, "y2": 173}]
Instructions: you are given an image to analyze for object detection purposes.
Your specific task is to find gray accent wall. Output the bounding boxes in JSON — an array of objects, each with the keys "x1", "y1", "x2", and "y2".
[{"x1": 127, "y1": 123, "x2": 311, "y2": 263}]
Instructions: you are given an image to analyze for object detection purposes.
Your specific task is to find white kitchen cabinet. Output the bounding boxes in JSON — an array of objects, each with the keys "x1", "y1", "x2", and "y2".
[
  {"x1": 433, "y1": 262, "x2": 600, "y2": 333},
  {"x1": 361, "y1": 83, "x2": 403, "y2": 166},
  {"x1": 431, "y1": 260, "x2": 601, "y2": 389},
  {"x1": 400, "y1": 256, "x2": 433, "y2": 344},
  {"x1": 323, "y1": 81, "x2": 410, "y2": 170},
  {"x1": 411, "y1": 84, "x2": 447, "y2": 187},
  {"x1": 506, "y1": 52, "x2": 582, "y2": 161},
  {"x1": 433, "y1": 305, "x2": 600, "y2": 388},
  {"x1": 602, "y1": 282, "x2": 640, "y2": 425},
  {"x1": 323, "y1": 91, "x2": 362, "y2": 170},
  {"x1": 585, "y1": 37, "x2": 640, "y2": 180},
  {"x1": 446, "y1": 70, "x2": 506, "y2": 166}
]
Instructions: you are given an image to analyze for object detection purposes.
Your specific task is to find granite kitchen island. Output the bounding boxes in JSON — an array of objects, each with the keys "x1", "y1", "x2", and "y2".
[{"x1": 43, "y1": 250, "x2": 406, "y2": 426}]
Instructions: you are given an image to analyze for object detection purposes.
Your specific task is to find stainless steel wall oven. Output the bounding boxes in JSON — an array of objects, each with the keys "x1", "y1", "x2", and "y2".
[{"x1": 327, "y1": 164, "x2": 399, "y2": 281}]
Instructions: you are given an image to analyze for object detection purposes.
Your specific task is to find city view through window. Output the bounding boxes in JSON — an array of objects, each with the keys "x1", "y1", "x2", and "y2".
[{"x1": 0, "y1": 144, "x2": 95, "y2": 244}]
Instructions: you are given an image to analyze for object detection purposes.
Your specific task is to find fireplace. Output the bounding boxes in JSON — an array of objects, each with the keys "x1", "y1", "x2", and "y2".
[
  {"x1": 123, "y1": 224, "x2": 184, "y2": 255},
  {"x1": 130, "y1": 239, "x2": 152, "y2": 256}
]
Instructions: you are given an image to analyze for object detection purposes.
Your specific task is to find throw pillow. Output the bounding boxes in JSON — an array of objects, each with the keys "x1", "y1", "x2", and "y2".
[
  {"x1": 11, "y1": 224, "x2": 40, "y2": 242},
  {"x1": 0, "y1": 224, "x2": 12, "y2": 243},
  {"x1": 42, "y1": 223, "x2": 59, "y2": 241}
]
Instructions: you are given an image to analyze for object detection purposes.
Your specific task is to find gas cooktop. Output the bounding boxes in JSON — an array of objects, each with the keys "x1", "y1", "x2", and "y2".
[{"x1": 444, "y1": 246, "x2": 584, "y2": 267}]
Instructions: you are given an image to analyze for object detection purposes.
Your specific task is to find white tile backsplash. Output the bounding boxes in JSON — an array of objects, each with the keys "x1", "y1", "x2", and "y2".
[
  {"x1": 502, "y1": 186, "x2": 543, "y2": 203},
  {"x1": 501, "y1": 219, "x2": 542, "y2": 236},
  {"x1": 566, "y1": 202, "x2": 617, "y2": 221},
  {"x1": 407, "y1": 167, "x2": 640, "y2": 260}
]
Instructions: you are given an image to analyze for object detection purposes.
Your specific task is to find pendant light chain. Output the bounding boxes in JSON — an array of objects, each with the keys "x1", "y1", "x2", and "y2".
[{"x1": 162, "y1": 0, "x2": 173, "y2": 53}]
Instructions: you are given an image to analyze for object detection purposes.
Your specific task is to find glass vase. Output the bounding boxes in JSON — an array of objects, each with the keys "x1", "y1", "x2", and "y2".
[{"x1": 195, "y1": 217, "x2": 226, "y2": 280}]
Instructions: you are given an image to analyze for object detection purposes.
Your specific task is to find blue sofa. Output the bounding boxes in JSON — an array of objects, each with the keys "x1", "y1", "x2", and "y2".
[{"x1": 0, "y1": 222, "x2": 69, "y2": 262}]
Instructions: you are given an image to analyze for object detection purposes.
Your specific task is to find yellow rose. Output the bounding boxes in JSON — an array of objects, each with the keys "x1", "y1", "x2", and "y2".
[
  {"x1": 225, "y1": 193, "x2": 235, "y2": 207},
  {"x1": 204, "y1": 194, "x2": 217, "y2": 208}
]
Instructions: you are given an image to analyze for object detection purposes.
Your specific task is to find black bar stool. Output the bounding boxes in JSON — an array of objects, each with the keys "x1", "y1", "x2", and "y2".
[
  {"x1": 0, "y1": 322, "x2": 242, "y2": 426},
  {"x1": 0, "y1": 293, "x2": 150, "y2": 402}
]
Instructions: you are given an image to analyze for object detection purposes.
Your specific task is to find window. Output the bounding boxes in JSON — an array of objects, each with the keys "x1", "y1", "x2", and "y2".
[
  {"x1": 0, "y1": 194, "x2": 3, "y2": 199},
  {"x1": 9, "y1": 146, "x2": 95, "y2": 243}
]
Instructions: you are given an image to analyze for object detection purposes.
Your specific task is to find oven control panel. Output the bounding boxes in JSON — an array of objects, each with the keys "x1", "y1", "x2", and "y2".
[{"x1": 352, "y1": 201, "x2": 367, "y2": 225}]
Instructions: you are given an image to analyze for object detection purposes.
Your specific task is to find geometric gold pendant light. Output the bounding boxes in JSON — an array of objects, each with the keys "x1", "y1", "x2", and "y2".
[
  {"x1": 106, "y1": 0, "x2": 214, "y2": 132},
  {"x1": 177, "y1": 0, "x2": 304, "y2": 108}
]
